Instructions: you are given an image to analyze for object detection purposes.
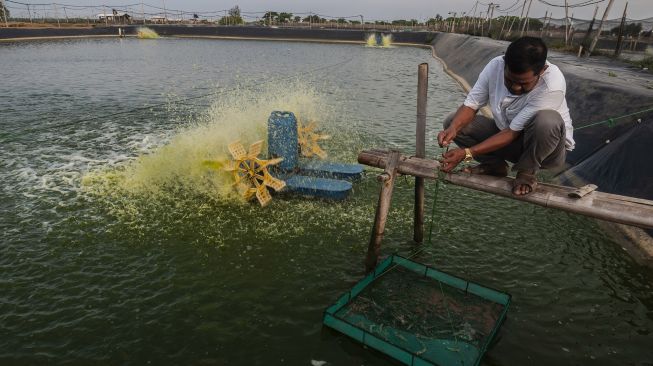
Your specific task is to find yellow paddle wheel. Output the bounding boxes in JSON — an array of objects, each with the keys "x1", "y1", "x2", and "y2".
[
  {"x1": 297, "y1": 117, "x2": 330, "y2": 159},
  {"x1": 204, "y1": 140, "x2": 286, "y2": 207}
]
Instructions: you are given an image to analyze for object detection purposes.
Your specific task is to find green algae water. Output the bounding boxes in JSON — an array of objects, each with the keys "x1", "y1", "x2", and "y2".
[{"x1": 1, "y1": 38, "x2": 652, "y2": 365}]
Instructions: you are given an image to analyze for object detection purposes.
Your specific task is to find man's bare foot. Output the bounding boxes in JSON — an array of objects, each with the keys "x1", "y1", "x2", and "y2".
[{"x1": 513, "y1": 171, "x2": 537, "y2": 195}]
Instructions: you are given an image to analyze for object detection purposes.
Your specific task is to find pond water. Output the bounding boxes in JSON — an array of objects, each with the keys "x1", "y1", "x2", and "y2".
[{"x1": 1, "y1": 37, "x2": 651, "y2": 365}]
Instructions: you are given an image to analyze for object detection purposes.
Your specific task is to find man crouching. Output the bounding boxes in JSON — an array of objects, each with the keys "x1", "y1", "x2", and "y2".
[{"x1": 438, "y1": 36, "x2": 574, "y2": 195}]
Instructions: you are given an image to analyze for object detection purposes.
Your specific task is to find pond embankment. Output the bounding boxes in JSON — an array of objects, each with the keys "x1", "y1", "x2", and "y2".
[{"x1": 0, "y1": 25, "x2": 433, "y2": 44}]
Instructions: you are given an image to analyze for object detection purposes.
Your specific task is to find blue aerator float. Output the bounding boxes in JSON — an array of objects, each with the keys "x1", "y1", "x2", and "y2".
[
  {"x1": 204, "y1": 111, "x2": 363, "y2": 207},
  {"x1": 268, "y1": 111, "x2": 363, "y2": 202}
]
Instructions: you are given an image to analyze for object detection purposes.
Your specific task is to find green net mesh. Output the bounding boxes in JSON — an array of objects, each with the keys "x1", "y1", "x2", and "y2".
[{"x1": 324, "y1": 255, "x2": 510, "y2": 366}]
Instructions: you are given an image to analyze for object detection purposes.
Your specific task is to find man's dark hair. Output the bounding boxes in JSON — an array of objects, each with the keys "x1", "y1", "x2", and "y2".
[{"x1": 504, "y1": 37, "x2": 548, "y2": 74}]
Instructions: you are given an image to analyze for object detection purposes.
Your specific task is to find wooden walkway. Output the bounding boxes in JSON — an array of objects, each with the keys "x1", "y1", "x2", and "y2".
[{"x1": 359, "y1": 149, "x2": 653, "y2": 230}]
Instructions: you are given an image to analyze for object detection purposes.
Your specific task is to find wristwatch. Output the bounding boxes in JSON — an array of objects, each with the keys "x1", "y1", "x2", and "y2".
[{"x1": 463, "y1": 148, "x2": 473, "y2": 163}]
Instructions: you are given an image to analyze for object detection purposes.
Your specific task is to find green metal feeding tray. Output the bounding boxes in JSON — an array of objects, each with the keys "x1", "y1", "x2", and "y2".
[{"x1": 323, "y1": 255, "x2": 510, "y2": 366}]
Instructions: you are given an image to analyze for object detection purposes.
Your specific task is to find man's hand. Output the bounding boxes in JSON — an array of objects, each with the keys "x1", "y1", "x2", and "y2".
[
  {"x1": 437, "y1": 127, "x2": 458, "y2": 147},
  {"x1": 440, "y1": 148, "x2": 466, "y2": 172}
]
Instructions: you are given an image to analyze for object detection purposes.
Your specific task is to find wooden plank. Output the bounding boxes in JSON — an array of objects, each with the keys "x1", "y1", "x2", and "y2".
[
  {"x1": 414, "y1": 63, "x2": 428, "y2": 243},
  {"x1": 358, "y1": 149, "x2": 653, "y2": 229},
  {"x1": 365, "y1": 151, "x2": 401, "y2": 273},
  {"x1": 358, "y1": 150, "x2": 440, "y2": 178}
]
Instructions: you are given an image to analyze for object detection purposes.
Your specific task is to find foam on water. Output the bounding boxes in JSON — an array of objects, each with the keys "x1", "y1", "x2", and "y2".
[
  {"x1": 83, "y1": 80, "x2": 332, "y2": 200},
  {"x1": 366, "y1": 34, "x2": 377, "y2": 47},
  {"x1": 365, "y1": 34, "x2": 393, "y2": 48},
  {"x1": 137, "y1": 27, "x2": 160, "y2": 39},
  {"x1": 381, "y1": 34, "x2": 393, "y2": 48},
  {"x1": 1, "y1": 65, "x2": 381, "y2": 244},
  {"x1": 75, "y1": 79, "x2": 395, "y2": 244}
]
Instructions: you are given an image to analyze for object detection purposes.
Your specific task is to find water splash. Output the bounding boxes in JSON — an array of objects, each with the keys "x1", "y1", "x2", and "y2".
[
  {"x1": 76, "y1": 78, "x2": 390, "y2": 245},
  {"x1": 366, "y1": 34, "x2": 377, "y2": 47},
  {"x1": 381, "y1": 34, "x2": 393, "y2": 47},
  {"x1": 365, "y1": 33, "x2": 393, "y2": 48},
  {"x1": 137, "y1": 27, "x2": 160, "y2": 39},
  {"x1": 82, "y1": 80, "x2": 333, "y2": 203}
]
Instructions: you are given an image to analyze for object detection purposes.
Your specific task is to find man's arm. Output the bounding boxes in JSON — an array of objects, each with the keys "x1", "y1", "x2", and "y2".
[
  {"x1": 440, "y1": 128, "x2": 521, "y2": 172},
  {"x1": 437, "y1": 105, "x2": 477, "y2": 147},
  {"x1": 438, "y1": 58, "x2": 499, "y2": 146}
]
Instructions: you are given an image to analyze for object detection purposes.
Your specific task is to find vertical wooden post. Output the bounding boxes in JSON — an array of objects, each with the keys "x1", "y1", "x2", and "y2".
[
  {"x1": 414, "y1": 63, "x2": 428, "y2": 243},
  {"x1": 0, "y1": 0, "x2": 4, "y2": 26},
  {"x1": 0, "y1": 0, "x2": 8, "y2": 27},
  {"x1": 564, "y1": 0, "x2": 569, "y2": 46},
  {"x1": 633, "y1": 31, "x2": 641, "y2": 51},
  {"x1": 53, "y1": 3, "x2": 60, "y2": 27},
  {"x1": 162, "y1": 0, "x2": 168, "y2": 24},
  {"x1": 539, "y1": 11, "x2": 547, "y2": 38},
  {"x1": 487, "y1": 4, "x2": 496, "y2": 36},
  {"x1": 506, "y1": 11, "x2": 519, "y2": 39},
  {"x1": 581, "y1": 6, "x2": 599, "y2": 56},
  {"x1": 515, "y1": 0, "x2": 527, "y2": 37},
  {"x1": 365, "y1": 151, "x2": 401, "y2": 273},
  {"x1": 588, "y1": 0, "x2": 615, "y2": 57},
  {"x1": 614, "y1": 2, "x2": 628, "y2": 57},
  {"x1": 479, "y1": 12, "x2": 485, "y2": 37},
  {"x1": 499, "y1": 13, "x2": 508, "y2": 40},
  {"x1": 520, "y1": 0, "x2": 532, "y2": 37}
]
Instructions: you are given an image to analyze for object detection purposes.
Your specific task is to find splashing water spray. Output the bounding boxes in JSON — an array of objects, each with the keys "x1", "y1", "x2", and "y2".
[
  {"x1": 366, "y1": 34, "x2": 377, "y2": 47},
  {"x1": 137, "y1": 27, "x2": 160, "y2": 39},
  {"x1": 82, "y1": 80, "x2": 361, "y2": 209},
  {"x1": 365, "y1": 33, "x2": 393, "y2": 48},
  {"x1": 381, "y1": 34, "x2": 393, "y2": 47}
]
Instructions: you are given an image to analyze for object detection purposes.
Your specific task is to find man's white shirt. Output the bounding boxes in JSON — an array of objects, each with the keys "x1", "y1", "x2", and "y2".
[{"x1": 463, "y1": 56, "x2": 575, "y2": 151}]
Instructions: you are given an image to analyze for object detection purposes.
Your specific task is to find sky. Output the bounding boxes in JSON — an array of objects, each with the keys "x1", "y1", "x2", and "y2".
[{"x1": 6, "y1": 0, "x2": 653, "y2": 21}]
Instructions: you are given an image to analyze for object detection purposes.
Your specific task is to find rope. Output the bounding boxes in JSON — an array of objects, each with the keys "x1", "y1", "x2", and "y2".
[
  {"x1": 536, "y1": 0, "x2": 608, "y2": 8},
  {"x1": 427, "y1": 169, "x2": 445, "y2": 245},
  {"x1": 425, "y1": 105, "x2": 652, "y2": 133},
  {"x1": 423, "y1": 146, "x2": 462, "y2": 348},
  {"x1": 573, "y1": 106, "x2": 653, "y2": 130}
]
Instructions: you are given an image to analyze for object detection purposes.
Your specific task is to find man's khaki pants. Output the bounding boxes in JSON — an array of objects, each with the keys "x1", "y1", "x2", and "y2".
[{"x1": 443, "y1": 110, "x2": 567, "y2": 172}]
